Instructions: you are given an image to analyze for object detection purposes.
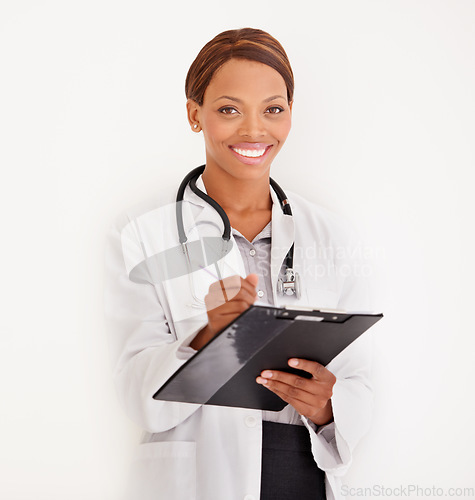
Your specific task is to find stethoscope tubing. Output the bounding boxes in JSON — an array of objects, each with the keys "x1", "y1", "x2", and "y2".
[{"x1": 176, "y1": 164, "x2": 294, "y2": 270}]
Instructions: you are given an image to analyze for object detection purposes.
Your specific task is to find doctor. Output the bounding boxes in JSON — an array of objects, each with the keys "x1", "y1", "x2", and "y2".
[{"x1": 105, "y1": 28, "x2": 373, "y2": 500}]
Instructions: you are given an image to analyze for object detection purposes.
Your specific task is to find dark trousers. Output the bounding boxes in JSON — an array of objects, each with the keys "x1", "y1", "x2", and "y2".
[{"x1": 260, "y1": 421, "x2": 326, "y2": 500}]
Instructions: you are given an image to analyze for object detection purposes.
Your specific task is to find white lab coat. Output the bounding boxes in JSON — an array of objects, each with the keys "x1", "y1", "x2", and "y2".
[{"x1": 104, "y1": 173, "x2": 374, "y2": 500}]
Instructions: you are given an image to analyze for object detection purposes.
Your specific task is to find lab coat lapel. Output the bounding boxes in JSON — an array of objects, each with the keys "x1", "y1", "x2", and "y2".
[
  {"x1": 270, "y1": 185, "x2": 295, "y2": 301},
  {"x1": 181, "y1": 175, "x2": 221, "y2": 237},
  {"x1": 182, "y1": 175, "x2": 246, "y2": 279}
]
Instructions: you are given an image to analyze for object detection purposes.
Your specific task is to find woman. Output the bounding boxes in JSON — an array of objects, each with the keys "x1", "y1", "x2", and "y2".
[{"x1": 105, "y1": 28, "x2": 373, "y2": 500}]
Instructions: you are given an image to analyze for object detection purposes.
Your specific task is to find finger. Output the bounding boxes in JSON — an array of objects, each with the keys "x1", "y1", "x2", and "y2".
[
  {"x1": 206, "y1": 287, "x2": 256, "y2": 311},
  {"x1": 221, "y1": 286, "x2": 257, "y2": 305},
  {"x1": 217, "y1": 299, "x2": 255, "y2": 316},
  {"x1": 258, "y1": 383, "x2": 324, "y2": 419},
  {"x1": 238, "y1": 276, "x2": 259, "y2": 296},
  {"x1": 208, "y1": 277, "x2": 240, "y2": 303},
  {"x1": 208, "y1": 276, "x2": 257, "y2": 302},
  {"x1": 205, "y1": 295, "x2": 251, "y2": 314},
  {"x1": 208, "y1": 275, "x2": 241, "y2": 295},
  {"x1": 256, "y1": 375, "x2": 332, "y2": 407},
  {"x1": 288, "y1": 358, "x2": 336, "y2": 384},
  {"x1": 245, "y1": 273, "x2": 259, "y2": 288},
  {"x1": 209, "y1": 275, "x2": 256, "y2": 294},
  {"x1": 259, "y1": 370, "x2": 315, "y2": 394}
]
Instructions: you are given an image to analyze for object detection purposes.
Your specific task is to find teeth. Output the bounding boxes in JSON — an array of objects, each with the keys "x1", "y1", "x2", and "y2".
[{"x1": 232, "y1": 147, "x2": 267, "y2": 158}]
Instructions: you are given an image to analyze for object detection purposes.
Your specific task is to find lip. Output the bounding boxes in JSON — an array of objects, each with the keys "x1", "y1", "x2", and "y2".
[{"x1": 228, "y1": 143, "x2": 273, "y2": 165}]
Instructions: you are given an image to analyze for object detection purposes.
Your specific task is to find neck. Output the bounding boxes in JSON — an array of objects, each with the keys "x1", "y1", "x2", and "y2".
[{"x1": 201, "y1": 163, "x2": 272, "y2": 214}]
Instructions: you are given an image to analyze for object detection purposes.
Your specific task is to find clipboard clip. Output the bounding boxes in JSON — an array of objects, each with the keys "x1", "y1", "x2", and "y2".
[{"x1": 276, "y1": 307, "x2": 351, "y2": 323}]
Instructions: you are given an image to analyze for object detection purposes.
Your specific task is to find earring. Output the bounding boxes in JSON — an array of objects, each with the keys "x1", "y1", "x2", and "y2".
[{"x1": 193, "y1": 123, "x2": 200, "y2": 131}]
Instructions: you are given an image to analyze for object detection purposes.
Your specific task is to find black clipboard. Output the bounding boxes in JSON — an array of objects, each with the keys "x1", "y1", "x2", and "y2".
[{"x1": 153, "y1": 305, "x2": 383, "y2": 411}]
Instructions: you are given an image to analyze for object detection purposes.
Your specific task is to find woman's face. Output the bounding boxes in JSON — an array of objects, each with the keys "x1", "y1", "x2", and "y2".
[{"x1": 188, "y1": 58, "x2": 292, "y2": 181}]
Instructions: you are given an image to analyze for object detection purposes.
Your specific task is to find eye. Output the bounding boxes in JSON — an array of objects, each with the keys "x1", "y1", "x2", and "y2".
[
  {"x1": 218, "y1": 106, "x2": 239, "y2": 115},
  {"x1": 266, "y1": 106, "x2": 285, "y2": 114}
]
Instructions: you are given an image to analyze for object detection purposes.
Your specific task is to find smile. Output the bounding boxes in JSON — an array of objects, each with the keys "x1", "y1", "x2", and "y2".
[
  {"x1": 228, "y1": 143, "x2": 273, "y2": 164},
  {"x1": 231, "y1": 147, "x2": 267, "y2": 158}
]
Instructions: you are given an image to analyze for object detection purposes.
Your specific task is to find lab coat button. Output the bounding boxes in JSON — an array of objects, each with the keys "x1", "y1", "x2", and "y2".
[
  {"x1": 249, "y1": 249, "x2": 256, "y2": 256},
  {"x1": 244, "y1": 495, "x2": 256, "y2": 500},
  {"x1": 244, "y1": 416, "x2": 257, "y2": 428},
  {"x1": 257, "y1": 290, "x2": 264, "y2": 298}
]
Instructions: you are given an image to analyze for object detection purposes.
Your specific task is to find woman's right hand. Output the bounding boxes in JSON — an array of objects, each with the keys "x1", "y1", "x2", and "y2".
[{"x1": 190, "y1": 273, "x2": 259, "y2": 350}]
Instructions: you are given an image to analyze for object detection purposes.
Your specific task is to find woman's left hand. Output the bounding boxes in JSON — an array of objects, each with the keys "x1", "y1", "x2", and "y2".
[{"x1": 256, "y1": 358, "x2": 336, "y2": 426}]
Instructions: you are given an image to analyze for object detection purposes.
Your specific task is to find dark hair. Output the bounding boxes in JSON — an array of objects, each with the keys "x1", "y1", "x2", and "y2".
[{"x1": 185, "y1": 28, "x2": 294, "y2": 106}]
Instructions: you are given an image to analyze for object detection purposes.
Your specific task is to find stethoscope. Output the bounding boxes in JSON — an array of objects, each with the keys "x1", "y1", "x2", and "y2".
[{"x1": 175, "y1": 165, "x2": 301, "y2": 303}]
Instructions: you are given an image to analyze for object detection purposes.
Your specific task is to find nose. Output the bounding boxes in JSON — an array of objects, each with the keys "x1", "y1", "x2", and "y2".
[{"x1": 238, "y1": 111, "x2": 266, "y2": 138}]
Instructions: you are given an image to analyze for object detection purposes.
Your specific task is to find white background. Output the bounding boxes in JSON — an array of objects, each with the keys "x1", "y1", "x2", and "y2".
[{"x1": 1, "y1": 1, "x2": 474, "y2": 499}]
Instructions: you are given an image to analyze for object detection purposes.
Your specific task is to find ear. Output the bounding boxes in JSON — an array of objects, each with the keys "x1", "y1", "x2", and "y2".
[
  {"x1": 288, "y1": 100, "x2": 293, "y2": 113},
  {"x1": 186, "y1": 98, "x2": 201, "y2": 128}
]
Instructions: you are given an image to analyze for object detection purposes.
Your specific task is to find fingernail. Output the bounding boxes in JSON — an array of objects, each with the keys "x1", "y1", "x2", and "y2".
[
  {"x1": 261, "y1": 370, "x2": 273, "y2": 378},
  {"x1": 256, "y1": 377, "x2": 268, "y2": 385},
  {"x1": 289, "y1": 359, "x2": 299, "y2": 367}
]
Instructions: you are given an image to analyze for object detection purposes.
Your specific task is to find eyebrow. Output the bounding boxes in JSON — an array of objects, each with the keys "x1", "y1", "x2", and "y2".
[{"x1": 213, "y1": 94, "x2": 287, "y2": 103}]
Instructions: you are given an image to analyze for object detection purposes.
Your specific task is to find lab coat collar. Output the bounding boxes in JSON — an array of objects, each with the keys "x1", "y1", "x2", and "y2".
[{"x1": 182, "y1": 173, "x2": 295, "y2": 296}]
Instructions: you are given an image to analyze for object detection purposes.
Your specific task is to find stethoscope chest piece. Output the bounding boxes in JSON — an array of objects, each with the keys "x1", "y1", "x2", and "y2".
[{"x1": 277, "y1": 268, "x2": 301, "y2": 300}]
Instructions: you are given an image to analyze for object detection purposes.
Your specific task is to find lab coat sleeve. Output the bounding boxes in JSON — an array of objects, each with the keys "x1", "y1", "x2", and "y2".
[
  {"x1": 300, "y1": 227, "x2": 375, "y2": 475},
  {"x1": 300, "y1": 335, "x2": 374, "y2": 476},
  {"x1": 104, "y1": 223, "x2": 205, "y2": 434}
]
